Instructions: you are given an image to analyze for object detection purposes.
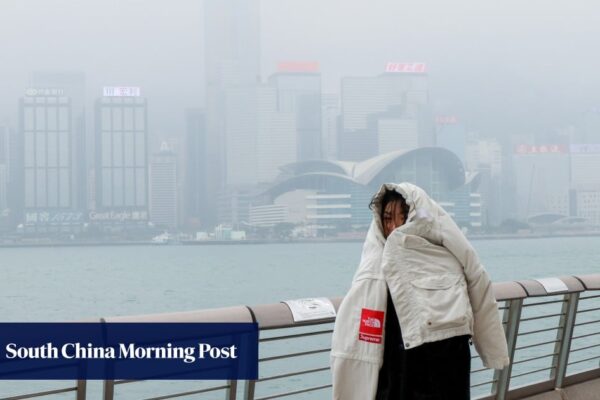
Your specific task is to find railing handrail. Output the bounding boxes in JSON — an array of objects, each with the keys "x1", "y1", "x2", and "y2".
[{"x1": 88, "y1": 274, "x2": 599, "y2": 327}]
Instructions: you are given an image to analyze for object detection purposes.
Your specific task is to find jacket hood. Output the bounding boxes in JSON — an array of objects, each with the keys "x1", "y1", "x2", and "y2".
[
  {"x1": 354, "y1": 183, "x2": 443, "y2": 281},
  {"x1": 368, "y1": 183, "x2": 444, "y2": 245}
]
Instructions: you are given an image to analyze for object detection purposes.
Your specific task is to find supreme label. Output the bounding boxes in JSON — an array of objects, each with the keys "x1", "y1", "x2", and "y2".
[{"x1": 358, "y1": 309, "x2": 384, "y2": 344}]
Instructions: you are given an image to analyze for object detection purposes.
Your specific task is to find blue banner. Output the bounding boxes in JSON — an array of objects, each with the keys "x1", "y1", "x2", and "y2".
[{"x1": 0, "y1": 323, "x2": 258, "y2": 380}]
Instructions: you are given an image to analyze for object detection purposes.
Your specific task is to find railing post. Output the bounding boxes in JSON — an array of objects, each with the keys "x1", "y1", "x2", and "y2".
[
  {"x1": 103, "y1": 380, "x2": 115, "y2": 400},
  {"x1": 552, "y1": 292, "x2": 580, "y2": 388},
  {"x1": 244, "y1": 380, "x2": 256, "y2": 400},
  {"x1": 493, "y1": 298, "x2": 523, "y2": 400},
  {"x1": 226, "y1": 379, "x2": 238, "y2": 400},
  {"x1": 76, "y1": 359, "x2": 87, "y2": 400},
  {"x1": 76, "y1": 380, "x2": 87, "y2": 400}
]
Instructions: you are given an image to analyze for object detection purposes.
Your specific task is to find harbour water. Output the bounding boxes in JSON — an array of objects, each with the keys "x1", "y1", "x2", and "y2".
[
  {"x1": 2, "y1": 236, "x2": 600, "y2": 322},
  {"x1": 2, "y1": 236, "x2": 600, "y2": 398}
]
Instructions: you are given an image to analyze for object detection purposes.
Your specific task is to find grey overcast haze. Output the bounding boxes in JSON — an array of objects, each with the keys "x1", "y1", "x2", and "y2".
[{"x1": 1, "y1": 0, "x2": 599, "y2": 143}]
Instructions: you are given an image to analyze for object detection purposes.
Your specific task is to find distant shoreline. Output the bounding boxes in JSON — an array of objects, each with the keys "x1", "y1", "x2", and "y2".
[
  {"x1": 467, "y1": 231, "x2": 600, "y2": 241},
  {"x1": 1, "y1": 231, "x2": 600, "y2": 248}
]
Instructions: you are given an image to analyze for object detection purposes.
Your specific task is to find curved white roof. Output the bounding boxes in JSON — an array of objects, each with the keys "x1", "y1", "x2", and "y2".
[{"x1": 265, "y1": 147, "x2": 465, "y2": 198}]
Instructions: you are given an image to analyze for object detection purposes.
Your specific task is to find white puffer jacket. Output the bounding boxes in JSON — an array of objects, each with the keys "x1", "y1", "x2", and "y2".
[{"x1": 330, "y1": 183, "x2": 509, "y2": 400}]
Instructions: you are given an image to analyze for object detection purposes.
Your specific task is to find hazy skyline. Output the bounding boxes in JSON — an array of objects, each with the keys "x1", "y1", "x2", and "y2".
[{"x1": 1, "y1": 0, "x2": 599, "y2": 144}]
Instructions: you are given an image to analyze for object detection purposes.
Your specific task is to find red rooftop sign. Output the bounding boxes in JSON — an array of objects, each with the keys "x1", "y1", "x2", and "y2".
[
  {"x1": 277, "y1": 62, "x2": 320, "y2": 73},
  {"x1": 436, "y1": 116, "x2": 458, "y2": 125},
  {"x1": 385, "y1": 62, "x2": 427, "y2": 73}
]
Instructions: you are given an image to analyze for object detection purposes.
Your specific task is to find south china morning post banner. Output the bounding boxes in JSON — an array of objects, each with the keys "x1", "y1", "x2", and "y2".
[{"x1": 0, "y1": 323, "x2": 258, "y2": 380}]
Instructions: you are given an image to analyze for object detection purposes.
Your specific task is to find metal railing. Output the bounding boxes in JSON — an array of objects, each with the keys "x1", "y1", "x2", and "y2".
[{"x1": 3, "y1": 274, "x2": 600, "y2": 400}]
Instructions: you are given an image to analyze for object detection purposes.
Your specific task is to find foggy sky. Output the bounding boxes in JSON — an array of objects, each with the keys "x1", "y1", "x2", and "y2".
[{"x1": 1, "y1": 0, "x2": 599, "y2": 146}]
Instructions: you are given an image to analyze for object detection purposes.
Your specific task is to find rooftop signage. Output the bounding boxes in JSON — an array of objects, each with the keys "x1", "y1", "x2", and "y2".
[
  {"x1": 570, "y1": 144, "x2": 600, "y2": 154},
  {"x1": 103, "y1": 87, "x2": 141, "y2": 97},
  {"x1": 25, "y1": 88, "x2": 65, "y2": 97},
  {"x1": 277, "y1": 62, "x2": 320, "y2": 73},
  {"x1": 436, "y1": 116, "x2": 458, "y2": 125},
  {"x1": 514, "y1": 144, "x2": 568, "y2": 155},
  {"x1": 515, "y1": 144, "x2": 600, "y2": 155},
  {"x1": 385, "y1": 62, "x2": 427, "y2": 73}
]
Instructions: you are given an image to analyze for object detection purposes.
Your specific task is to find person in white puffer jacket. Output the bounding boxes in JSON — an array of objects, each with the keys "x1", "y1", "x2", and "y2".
[{"x1": 330, "y1": 182, "x2": 509, "y2": 399}]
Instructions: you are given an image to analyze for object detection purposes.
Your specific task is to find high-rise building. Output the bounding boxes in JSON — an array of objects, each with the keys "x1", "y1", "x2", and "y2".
[
  {"x1": 464, "y1": 138, "x2": 504, "y2": 227},
  {"x1": 2, "y1": 125, "x2": 21, "y2": 231},
  {"x1": 339, "y1": 63, "x2": 431, "y2": 160},
  {"x1": 184, "y1": 109, "x2": 208, "y2": 228},
  {"x1": 321, "y1": 94, "x2": 339, "y2": 160},
  {"x1": 224, "y1": 85, "x2": 259, "y2": 186},
  {"x1": 204, "y1": 0, "x2": 260, "y2": 227},
  {"x1": 32, "y1": 72, "x2": 87, "y2": 211},
  {"x1": 269, "y1": 62, "x2": 322, "y2": 161},
  {"x1": 570, "y1": 146, "x2": 600, "y2": 191},
  {"x1": 466, "y1": 139, "x2": 503, "y2": 177},
  {"x1": 0, "y1": 125, "x2": 7, "y2": 165},
  {"x1": 225, "y1": 84, "x2": 296, "y2": 186},
  {"x1": 376, "y1": 116, "x2": 419, "y2": 154},
  {"x1": 437, "y1": 119, "x2": 467, "y2": 164},
  {"x1": 576, "y1": 107, "x2": 600, "y2": 144},
  {"x1": 93, "y1": 90, "x2": 148, "y2": 228},
  {"x1": 217, "y1": 186, "x2": 254, "y2": 227},
  {"x1": 569, "y1": 144, "x2": 600, "y2": 225},
  {"x1": 341, "y1": 77, "x2": 387, "y2": 133},
  {"x1": 573, "y1": 191, "x2": 600, "y2": 225},
  {"x1": 0, "y1": 164, "x2": 7, "y2": 218},
  {"x1": 150, "y1": 142, "x2": 178, "y2": 229},
  {"x1": 257, "y1": 86, "x2": 296, "y2": 183},
  {"x1": 512, "y1": 144, "x2": 571, "y2": 219},
  {"x1": 0, "y1": 126, "x2": 8, "y2": 229},
  {"x1": 19, "y1": 88, "x2": 85, "y2": 233}
]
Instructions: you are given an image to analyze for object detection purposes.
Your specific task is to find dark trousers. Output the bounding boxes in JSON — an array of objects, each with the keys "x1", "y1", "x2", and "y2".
[{"x1": 376, "y1": 293, "x2": 471, "y2": 400}]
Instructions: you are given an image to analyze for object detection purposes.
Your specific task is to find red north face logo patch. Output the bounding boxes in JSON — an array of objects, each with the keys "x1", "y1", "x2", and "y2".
[{"x1": 358, "y1": 308, "x2": 384, "y2": 344}]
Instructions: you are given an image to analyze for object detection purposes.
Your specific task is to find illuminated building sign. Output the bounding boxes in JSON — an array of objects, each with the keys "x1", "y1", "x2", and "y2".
[
  {"x1": 436, "y1": 116, "x2": 458, "y2": 124},
  {"x1": 103, "y1": 87, "x2": 141, "y2": 97},
  {"x1": 385, "y1": 62, "x2": 427, "y2": 73},
  {"x1": 514, "y1": 144, "x2": 568, "y2": 154},
  {"x1": 25, "y1": 88, "x2": 65, "y2": 96},
  {"x1": 570, "y1": 144, "x2": 600, "y2": 154},
  {"x1": 515, "y1": 144, "x2": 600, "y2": 155},
  {"x1": 88, "y1": 210, "x2": 148, "y2": 222},
  {"x1": 277, "y1": 62, "x2": 320, "y2": 73},
  {"x1": 25, "y1": 211, "x2": 84, "y2": 225}
]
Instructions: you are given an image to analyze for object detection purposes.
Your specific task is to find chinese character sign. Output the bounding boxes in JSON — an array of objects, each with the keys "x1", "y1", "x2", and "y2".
[
  {"x1": 385, "y1": 62, "x2": 427, "y2": 73},
  {"x1": 103, "y1": 87, "x2": 141, "y2": 97},
  {"x1": 514, "y1": 144, "x2": 568, "y2": 154}
]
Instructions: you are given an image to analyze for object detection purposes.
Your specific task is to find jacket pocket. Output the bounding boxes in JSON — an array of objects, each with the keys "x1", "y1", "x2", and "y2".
[{"x1": 410, "y1": 274, "x2": 470, "y2": 331}]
